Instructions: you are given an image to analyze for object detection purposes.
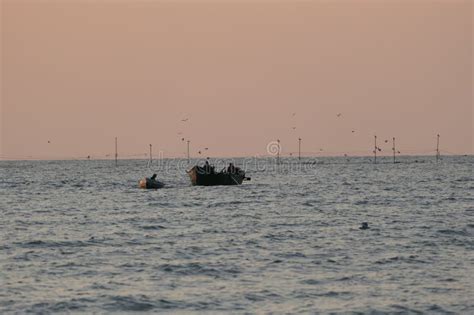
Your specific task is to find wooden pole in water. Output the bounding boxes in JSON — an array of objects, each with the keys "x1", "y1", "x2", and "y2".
[
  {"x1": 298, "y1": 138, "x2": 301, "y2": 161},
  {"x1": 187, "y1": 140, "x2": 190, "y2": 163},
  {"x1": 436, "y1": 134, "x2": 440, "y2": 162},
  {"x1": 277, "y1": 139, "x2": 280, "y2": 165},
  {"x1": 392, "y1": 137, "x2": 396, "y2": 164},
  {"x1": 374, "y1": 135, "x2": 377, "y2": 164},
  {"x1": 115, "y1": 137, "x2": 118, "y2": 166},
  {"x1": 149, "y1": 144, "x2": 152, "y2": 163}
]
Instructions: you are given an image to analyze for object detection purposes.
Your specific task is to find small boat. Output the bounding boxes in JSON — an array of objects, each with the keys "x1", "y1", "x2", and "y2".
[
  {"x1": 139, "y1": 174, "x2": 165, "y2": 189},
  {"x1": 187, "y1": 166, "x2": 249, "y2": 186}
]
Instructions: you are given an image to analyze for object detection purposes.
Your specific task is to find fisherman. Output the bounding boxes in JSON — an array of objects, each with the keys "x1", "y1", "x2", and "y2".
[
  {"x1": 227, "y1": 163, "x2": 236, "y2": 174},
  {"x1": 204, "y1": 161, "x2": 214, "y2": 174}
]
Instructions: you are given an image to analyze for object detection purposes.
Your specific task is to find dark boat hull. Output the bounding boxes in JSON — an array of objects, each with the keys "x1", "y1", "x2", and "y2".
[
  {"x1": 187, "y1": 166, "x2": 245, "y2": 186},
  {"x1": 139, "y1": 178, "x2": 165, "y2": 189}
]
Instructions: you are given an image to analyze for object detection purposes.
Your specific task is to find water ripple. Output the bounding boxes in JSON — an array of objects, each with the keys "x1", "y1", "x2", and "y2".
[{"x1": 1, "y1": 156, "x2": 473, "y2": 313}]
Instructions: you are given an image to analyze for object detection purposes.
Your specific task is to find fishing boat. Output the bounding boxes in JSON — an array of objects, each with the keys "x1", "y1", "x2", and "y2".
[
  {"x1": 139, "y1": 174, "x2": 165, "y2": 189},
  {"x1": 187, "y1": 165, "x2": 248, "y2": 186}
]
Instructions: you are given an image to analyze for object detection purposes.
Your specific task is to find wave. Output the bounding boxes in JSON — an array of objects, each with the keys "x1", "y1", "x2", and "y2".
[
  {"x1": 17, "y1": 239, "x2": 93, "y2": 249},
  {"x1": 374, "y1": 255, "x2": 428, "y2": 265},
  {"x1": 157, "y1": 262, "x2": 241, "y2": 278}
]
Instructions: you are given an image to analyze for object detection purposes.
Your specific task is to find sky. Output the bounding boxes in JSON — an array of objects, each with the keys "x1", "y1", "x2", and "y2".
[{"x1": 1, "y1": 0, "x2": 472, "y2": 159}]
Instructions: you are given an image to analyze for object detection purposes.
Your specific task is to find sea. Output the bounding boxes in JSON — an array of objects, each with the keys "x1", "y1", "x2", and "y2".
[{"x1": 1, "y1": 156, "x2": 473, "y2": 314}]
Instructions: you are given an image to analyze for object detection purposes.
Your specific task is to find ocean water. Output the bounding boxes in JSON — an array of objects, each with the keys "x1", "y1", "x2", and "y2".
[{"x1": 1, "y1": 156, "x2": 473, "y2": 314}]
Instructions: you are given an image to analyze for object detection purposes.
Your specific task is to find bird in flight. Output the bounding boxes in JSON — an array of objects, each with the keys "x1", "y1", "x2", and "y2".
[
  {"x1": 181, "y1": 138, "x2": 185, "y2": 141},
  {"x1": 181, "y1": 118, "x2": 189, "y2": 122},
  {"x1": 292, "y1": 127, "x2": 296, "y2": 130},
  {"x1": 47, "y1": 140, "x2": 51, "y2": 144},
  {"x1": 336, "y1": 113, "x2": 342, "y2": 117},
  {"x1": 351, "y1": 130, "x2": 355, "y2": 133},
  {"x1": 291, "y1": 112, "x2": 296, "y2": 117}
]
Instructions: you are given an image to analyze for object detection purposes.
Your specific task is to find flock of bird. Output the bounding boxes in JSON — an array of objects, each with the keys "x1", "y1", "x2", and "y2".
[
  {"x1": 173, "y1": 111, "x2": 367, "y2": 156},
  {"x1": 45, "y1": 111, "x2": 403, "y2": 157}
]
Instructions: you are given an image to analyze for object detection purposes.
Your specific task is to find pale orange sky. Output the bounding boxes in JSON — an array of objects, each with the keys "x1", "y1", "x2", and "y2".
[{"x1": 1, "y1": 0, "x2": 472, "y2": 159}]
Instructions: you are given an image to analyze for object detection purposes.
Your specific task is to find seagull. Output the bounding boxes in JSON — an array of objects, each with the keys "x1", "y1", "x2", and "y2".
[
  {"x1": 198, "y1": 151, "x2": 202, "y2": 154},
  {"x1": 181, "y1": 138, "x2": 185, "y2": 141},
  {"x1": 336, "y1": 113, "x2": 342, "y2": 117},
  {"x1": 181, "y1": 118, "x2": 189, "y2": 122},
  {"x1": 205, "y1": 148, "x2": 208, "y2": 150},
  {"x1": 47, "y1": 140, "x2": 51, "y2": 144},
  {"x1": 352, "y1": 130, "x2": 355, "y2": 133},
  {"x1": 291, "y1": 112, "x2": 296, "y2": 117},
  {"x1": 385, "y1": 140, "x2": 388, "y2": 143},
  {"x1": 292, "y1": 127, "x2": 296, "y2": 130}
]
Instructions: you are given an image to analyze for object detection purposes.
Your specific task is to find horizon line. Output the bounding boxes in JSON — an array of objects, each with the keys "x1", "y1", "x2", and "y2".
[{"x1": 1, "y1": 153, "x2": 472, "y2": 162}]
